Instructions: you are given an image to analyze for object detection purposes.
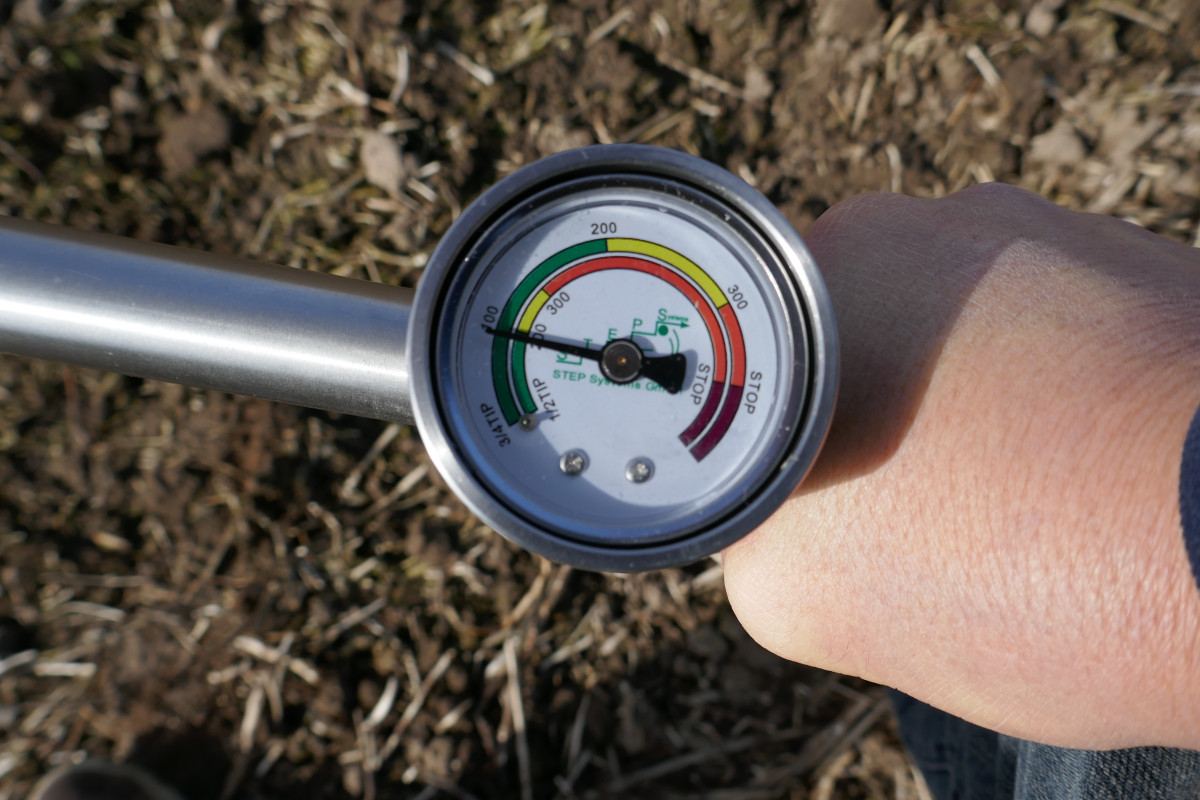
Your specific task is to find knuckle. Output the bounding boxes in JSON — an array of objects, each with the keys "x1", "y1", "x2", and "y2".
[{"x1": 806, "y1": 191, "x2": 913, "y2": 243}]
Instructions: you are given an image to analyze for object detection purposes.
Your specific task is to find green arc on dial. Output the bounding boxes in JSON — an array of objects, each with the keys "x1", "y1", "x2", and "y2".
[{"x1": 490, "y1": 239, "x2": 607, "y2": 422}]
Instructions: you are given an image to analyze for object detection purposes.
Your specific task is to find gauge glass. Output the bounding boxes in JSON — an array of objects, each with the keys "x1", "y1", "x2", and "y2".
[{"x1": 433, "y1": 182, "x2": 807, "y2": 546}]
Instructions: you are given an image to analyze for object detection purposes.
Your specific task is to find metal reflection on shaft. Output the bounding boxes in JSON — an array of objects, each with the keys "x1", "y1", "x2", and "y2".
[{"x1": 0, "y1": 216, "x2": 415, "y2": 423}]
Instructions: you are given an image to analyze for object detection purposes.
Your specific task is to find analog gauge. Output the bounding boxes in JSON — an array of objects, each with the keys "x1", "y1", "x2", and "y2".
[{"x1": 409, "y1": 146, "x2": 837, "y2": 571}]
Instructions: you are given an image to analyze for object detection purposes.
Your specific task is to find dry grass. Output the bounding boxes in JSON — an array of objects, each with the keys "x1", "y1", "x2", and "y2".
[{"x1": 1, "y1": 0, "x2": 1198, "y2": 798}]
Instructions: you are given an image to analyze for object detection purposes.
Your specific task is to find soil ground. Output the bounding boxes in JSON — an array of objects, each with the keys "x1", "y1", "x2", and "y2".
[{"x1": 1, "y1": 1, "x2": 1198, "y2": 798}]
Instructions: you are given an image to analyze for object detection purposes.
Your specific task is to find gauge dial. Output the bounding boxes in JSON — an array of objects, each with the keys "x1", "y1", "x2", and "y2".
[{"x1": 409, "y1": 146, "x2": 837, "y2": 571}]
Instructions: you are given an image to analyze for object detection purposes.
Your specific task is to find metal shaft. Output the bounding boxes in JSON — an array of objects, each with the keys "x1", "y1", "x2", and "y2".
[{"x1": 0, "y1": 215, "x2": 414, "y2": 423}]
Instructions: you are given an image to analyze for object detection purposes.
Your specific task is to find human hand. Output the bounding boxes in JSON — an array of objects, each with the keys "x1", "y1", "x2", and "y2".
[{"x1": 723, "y1": 184, "x2": 1200, "y2": 750}]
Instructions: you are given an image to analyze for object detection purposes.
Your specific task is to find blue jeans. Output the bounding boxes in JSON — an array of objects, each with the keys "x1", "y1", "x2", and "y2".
[{"x1": 892, "y1": 693, "x2": 1200, "y2": 800}]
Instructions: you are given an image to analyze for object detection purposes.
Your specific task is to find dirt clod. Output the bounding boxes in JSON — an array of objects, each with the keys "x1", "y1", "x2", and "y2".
[
  {"x1": 157, "y1": 104, "x2": 231, "y2": 178},
  {"x1": 1028, "y1": 118, "x2": 1087, "y2": 167},
  {"x1": 360, "y1": 131, "x2": 408, "y2": 197}
]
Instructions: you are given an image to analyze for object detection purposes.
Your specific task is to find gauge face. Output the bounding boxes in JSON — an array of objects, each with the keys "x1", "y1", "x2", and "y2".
[{"x1": 410, "y1": 146, "x2": 837, "y2": 570}]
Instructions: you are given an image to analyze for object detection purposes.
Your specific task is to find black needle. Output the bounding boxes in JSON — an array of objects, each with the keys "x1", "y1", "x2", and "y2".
[
  {"x1": 485, "y1": 326, "x2": 598, "y2": 362},
  {"x1": 484, "y1": 326, "x2": 687, "y2": 394}
]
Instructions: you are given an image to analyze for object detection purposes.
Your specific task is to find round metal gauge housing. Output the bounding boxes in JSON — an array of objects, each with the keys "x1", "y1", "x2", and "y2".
[{"x1": 408, "y1": 145, "x2": 837, "y2": 571}]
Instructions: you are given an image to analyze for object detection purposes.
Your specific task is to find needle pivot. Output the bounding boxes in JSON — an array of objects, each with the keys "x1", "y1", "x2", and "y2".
[{"x1": 483, "y1": 326, "x2": 686, "y2": 394}]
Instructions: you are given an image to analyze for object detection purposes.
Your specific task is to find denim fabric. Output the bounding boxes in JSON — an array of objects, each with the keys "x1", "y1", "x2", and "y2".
[
  {"x1": 1182, "y1": 402, "x2": 1200, "y2": 591},
  {"x1": 893, "y1": 693, "x2": 1200, "y2": 800},
  {"x1": 892, "y1": 693, "x2": 1016, "y2": 800}
]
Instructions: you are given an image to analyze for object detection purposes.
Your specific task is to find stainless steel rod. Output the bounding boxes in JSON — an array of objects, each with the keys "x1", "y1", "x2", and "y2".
[{"x1": 0, "y1": 216, "x2": 414, "y2": 423}]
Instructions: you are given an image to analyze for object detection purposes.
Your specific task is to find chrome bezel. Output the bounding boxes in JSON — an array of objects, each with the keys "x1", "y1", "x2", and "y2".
[{"x1": 408, "y1": 145, "x2": 838, "y2": 572}]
